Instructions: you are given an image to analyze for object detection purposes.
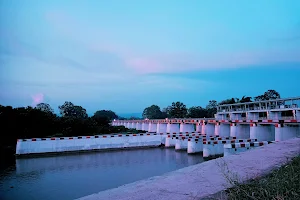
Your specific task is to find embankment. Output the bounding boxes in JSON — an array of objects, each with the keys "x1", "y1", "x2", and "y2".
[
  {"x1": 77, "y1": 137, "x2": 300, "y2": 200},
  {"x1": 16, "y1": 133, "x2": 165, "y2": 156}
]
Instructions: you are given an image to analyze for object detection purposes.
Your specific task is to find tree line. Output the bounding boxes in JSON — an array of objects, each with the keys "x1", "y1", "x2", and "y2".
[
  {"x1": 0, "y1": 101, "x2": 128, "y2": 155},
  {"x1": 0, "y1": 89, "x2": 280, "y2": 156},
  {"x1": 142, "y1": 89, "x2": 281, "y2": 119}
]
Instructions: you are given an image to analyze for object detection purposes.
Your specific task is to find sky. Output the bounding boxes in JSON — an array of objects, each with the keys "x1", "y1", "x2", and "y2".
[{"x1": 0, "y1": 0, "x2": 300, "y2": 116}]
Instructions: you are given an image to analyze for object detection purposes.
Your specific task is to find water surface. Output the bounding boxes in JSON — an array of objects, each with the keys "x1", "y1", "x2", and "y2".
[{"x1": 0, "y1": 148, "x2": 204, "y2": 200}]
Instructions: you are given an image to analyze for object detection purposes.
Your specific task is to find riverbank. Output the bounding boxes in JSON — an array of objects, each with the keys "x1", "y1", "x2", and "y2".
[
  {"x1": 77, "y1": 137, "x2": 300, "y2": 200},
  {"x1": 226, "y1": 155, "x2": 300, "y2": 199}
]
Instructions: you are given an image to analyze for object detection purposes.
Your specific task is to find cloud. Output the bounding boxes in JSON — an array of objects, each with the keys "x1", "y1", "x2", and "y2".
[
  {"x1": 31, "y1": 93, "x2": 44, "y2": 107},
  {"x1": 126, "y1": 49, "x2": 300, "y2": 74},
  {"x1": 43, "y1": 11, "x2": 300, "y2": 76}
]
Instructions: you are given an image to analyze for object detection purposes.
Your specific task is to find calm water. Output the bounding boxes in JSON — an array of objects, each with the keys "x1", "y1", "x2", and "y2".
[{"x1": 0, "y1": 148, "x2": 204, "y2": 200}]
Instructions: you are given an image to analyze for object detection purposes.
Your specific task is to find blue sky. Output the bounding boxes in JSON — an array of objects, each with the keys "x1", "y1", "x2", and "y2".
[{"x1": 0, "y1": 0, "x2": 300, "y2": 116}]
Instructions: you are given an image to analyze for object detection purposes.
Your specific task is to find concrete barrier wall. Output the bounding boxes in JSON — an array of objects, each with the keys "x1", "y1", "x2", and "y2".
[
  {"x1": 223, "y1": 141, "x2": 275, "y2": 156},
  {"x1": 16, "y1": 133, "x2": 166, "y2": 156}
]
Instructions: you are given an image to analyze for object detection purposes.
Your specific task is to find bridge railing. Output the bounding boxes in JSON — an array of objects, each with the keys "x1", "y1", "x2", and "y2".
[{"x1": 114, "y1": 116, "x2": 299, "y2": 122}]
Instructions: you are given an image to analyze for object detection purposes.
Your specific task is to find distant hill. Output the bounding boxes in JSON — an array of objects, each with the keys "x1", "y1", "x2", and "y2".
[{"x1": 117, "y1": 112, "x2": 143, "y2": 119}]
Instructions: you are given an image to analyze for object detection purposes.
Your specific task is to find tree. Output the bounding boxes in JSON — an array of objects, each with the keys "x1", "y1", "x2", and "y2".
[
  {"x1": 187, "y1": 106, "x2": 208, "y2": 118},
  {"x1": 254, "y1": 95, "x2": 264, "y2": 101},
  {"x1": 93, "y1": 110, "x2": 118, "y2": 121},
  {"x1": 161, "y1": 107, "x2": 170, "y2": 118},
  {"x1": 239, "y1": 96, "x2": 252, "y2": 103},
  {"x1": 263, "y1": 89, "x2": 281, "y2": 100},
  {"x1": 254, "y1": 90, "x2": 281, "y2": 101},
  {"x1": 36, "y1": 103, "x2": 54, "y2": 114},
  {"x1": 142, "y1": 105, "x2": 163, "y2": 119},
  {"x1": 168, "y1": 102, "x2": 187, "y2": 118},
  {"x1": 206, "y1": 100, "x2": 218, "y2": 109},
  {"x1": 218, "y1": 98, "x2": 236, "y2": 105},
  {"x1": 58, "y1": 101, "x2": 88, "y2": 119},
  {"x1": 206, "y1": 100, "x2": 218, "y2": 118}
]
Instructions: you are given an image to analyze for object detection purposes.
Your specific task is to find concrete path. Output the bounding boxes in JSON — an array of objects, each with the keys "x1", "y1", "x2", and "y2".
[{"x1": 77, "y1": 138, "x2": 300, "y2": 200}]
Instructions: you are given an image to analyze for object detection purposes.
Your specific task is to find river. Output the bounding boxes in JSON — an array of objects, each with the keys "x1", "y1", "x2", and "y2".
[{"x1": 0, "y1": 148, "x2": 204, "y2": 200}]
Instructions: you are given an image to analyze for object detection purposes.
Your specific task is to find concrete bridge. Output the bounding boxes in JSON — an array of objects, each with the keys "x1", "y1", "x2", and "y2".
[{"x1": 112, "y1": 96, "x2": 300, "y2": 142}]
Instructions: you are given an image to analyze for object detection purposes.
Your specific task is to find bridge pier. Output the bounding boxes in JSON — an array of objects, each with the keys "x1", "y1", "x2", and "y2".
[
  {"x1": 214, "y1": 123, "x2": 230, "y2": 137},
  {"x1": 180, "y1": 123, "x2": 195, "y2": 133},
  {"x1": 136, "y1": 123, "x2": 142, "y2": 130},
  {"x1": 196, "y1": 123, "x2": 202, "y2": 133},
  {"x1": 230, "y1": 123, "x2": 250, "y2": 139},
  {"x1": 175, "y1": 137, "x2": 188, "y2": 150},
  {"x1": 156, "y1": 123, "x2": 167, "y2": 133},
  {"x1": 275, "y1": 124, "x2": 300, "y2": 141},
  {"x1": 167, "y1": 123, "x2": 180, "y2": 134},
  {"x1": 165, "y1": 135, "x2": 176, "y2": 147},
  {"x1": 187, "y1": 138, "x2": 203, "y2": 154},
  {"x1": 250, "y1": 123, "x2": 275, "y2": 141},
  {"x1": 148, "y1": 123, "x2": 157, "y2": 133},
  {"x1": 131, "y1": 122, "x2": 136, "y2": 129},
  {"x1": 202, "y1": 122, "x2": 215, "y2": 136},
  {"x1": 141, "y1": 123, "x2": 149, "y2": 131}
]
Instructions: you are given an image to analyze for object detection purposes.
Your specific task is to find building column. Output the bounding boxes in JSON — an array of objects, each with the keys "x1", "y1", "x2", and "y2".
[
  {"x1": 293, "y1": 110, "x2": 299, "y2": 120},
  {"x1": 230, "y1": 123, "x2": 237, "y2": 137}
]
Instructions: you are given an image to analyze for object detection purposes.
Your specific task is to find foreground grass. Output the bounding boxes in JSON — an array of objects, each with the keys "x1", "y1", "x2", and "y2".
[{"x1": 226, "y1": 156, "x2": 300, "y2": 200}]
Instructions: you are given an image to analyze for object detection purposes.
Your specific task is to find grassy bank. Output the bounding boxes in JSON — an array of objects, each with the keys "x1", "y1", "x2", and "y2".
[{"x1": 226, "y1": 156, "x2": 300, "y2": 200}]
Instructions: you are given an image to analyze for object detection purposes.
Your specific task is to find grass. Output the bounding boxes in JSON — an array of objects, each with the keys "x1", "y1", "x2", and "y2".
[{"x1": 225, "y1": 156, "x2": 300, "y2": 200}]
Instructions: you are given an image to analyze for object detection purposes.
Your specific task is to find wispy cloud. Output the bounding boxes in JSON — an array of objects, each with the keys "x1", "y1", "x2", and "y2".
[
  {"x1": 44, "y1": 11, "x2": 300, "y2": 75},
  {"x1": 0, "y1": 31, "x2": 88, "y2": 71}
]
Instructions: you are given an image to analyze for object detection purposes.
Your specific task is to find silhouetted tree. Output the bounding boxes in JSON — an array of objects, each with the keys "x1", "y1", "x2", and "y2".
[
  {"x1": 142, "y1": 105, "x2": 163, "y2": 119},
  {"x1": 36, "y1": 103, "x2": 54, "y2": 114},
  {"x1": 187, "y1": 106, "x2": 208, "y2": 118},
  {"x1": 239, "y1": 96, "x2": 252, "y2": 103},
  {"x1": 254, "y1": 89, "x2": 281, "y2": 101},
  {"x1": 168, "y1": 102, "x2": 187, "y2": 118},
  {"x1": 58, "y1": 101, "x2": 88, "y2": 119},
  {"x1": 0, "y1": 103, "x2": 124, "y2": 156},
  {"x1": 206, "y1": 100, "x2": 218, "y2": 118},
  {"x1": 219, "y1": 98, "x2": 236, "y2": 105},
  {"x1": 93, "y1": 110, "x2": 118, "y2": 120}
]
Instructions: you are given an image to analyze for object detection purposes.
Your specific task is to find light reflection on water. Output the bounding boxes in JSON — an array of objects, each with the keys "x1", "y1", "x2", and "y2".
[{"x1": 0, "y1": 148, "x2": 204, "y2": 200}]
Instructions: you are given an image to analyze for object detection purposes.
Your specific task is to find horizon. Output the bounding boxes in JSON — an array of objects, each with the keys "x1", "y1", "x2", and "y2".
[
  {"x1": 1, "y1": 0, "x2": 300, "y2": 116},
  {"x1": 0, "y1": 91, "x2": 298, "y2": 118}
]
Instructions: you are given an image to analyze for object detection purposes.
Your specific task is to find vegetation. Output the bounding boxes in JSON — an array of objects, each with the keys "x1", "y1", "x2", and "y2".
[
  {"x1": 0, "y1": 89, "x2": 281, "y2": 156},
  {"x1": 0, "y1": 101, "x2": 127, "y2": 156},
  {"x1": 225, "y1": 156, "x2": 300, "y2": 200},
  {"x1": 142, "y1": 89, "x2": 281, "y2": 119}
]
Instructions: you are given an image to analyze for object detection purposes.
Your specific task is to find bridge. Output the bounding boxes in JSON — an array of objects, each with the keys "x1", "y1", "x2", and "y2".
[{"x1": 112, "y1": 96, "x2": 300, "y2": 141}]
